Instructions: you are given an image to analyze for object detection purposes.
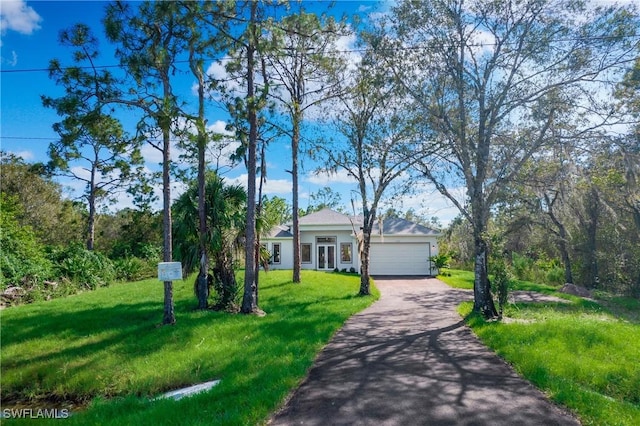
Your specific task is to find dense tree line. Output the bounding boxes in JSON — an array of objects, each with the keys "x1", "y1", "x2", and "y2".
[
  {"x1": 0, "y1": 152, "x2": 161, "y2": 305},
  {"x1": 2, "y1": 0, "x2": 638, "y2": 318}
]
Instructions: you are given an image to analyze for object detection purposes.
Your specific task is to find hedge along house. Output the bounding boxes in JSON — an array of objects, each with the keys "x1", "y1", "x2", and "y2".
[{"x1": 263, "y1": 208, "x2": 442, "y2": 276}]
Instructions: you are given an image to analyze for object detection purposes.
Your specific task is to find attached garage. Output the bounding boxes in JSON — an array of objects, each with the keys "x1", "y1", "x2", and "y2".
[{"x1": 369, "y1": 242, "x2": 433, "y2": 276}]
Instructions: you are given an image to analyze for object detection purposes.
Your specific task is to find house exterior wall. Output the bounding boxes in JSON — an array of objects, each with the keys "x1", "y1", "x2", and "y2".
[
  {"x1": 300, "y1": 229, "x2": 359, "y2": 271},
  {"x1": 264, "y1": 238, "x2": 294, "y2": 270},
  {"x1": 265, "y1": 229, "x2": 360, "y2": 272}
]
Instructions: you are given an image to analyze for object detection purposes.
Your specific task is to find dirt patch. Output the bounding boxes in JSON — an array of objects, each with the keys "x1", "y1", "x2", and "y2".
[
  {"x1": 559, "y1": 283, "x2": 592, "y2": 298},
  {"x1": 509, "y1": 291, "x2": 570, "y2": 304}
]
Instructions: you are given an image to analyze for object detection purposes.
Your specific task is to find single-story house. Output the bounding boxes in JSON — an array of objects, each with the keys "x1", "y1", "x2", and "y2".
[{"x1": 263, "y1": 208, "x2": 441, "y2": 276}]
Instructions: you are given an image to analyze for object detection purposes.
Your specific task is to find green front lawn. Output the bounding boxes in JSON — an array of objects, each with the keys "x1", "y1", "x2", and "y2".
[
  {"x1": 440, "y1": 270, "x2": 640, "y2": 425},
  {"x1": 1, "y1": 270, "x2": 378, "y2": 425}
]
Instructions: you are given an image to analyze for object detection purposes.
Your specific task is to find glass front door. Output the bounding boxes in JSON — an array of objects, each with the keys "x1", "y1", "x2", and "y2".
[{"x1": 317, "y1": 244, "x2": 336, "y2": 270}]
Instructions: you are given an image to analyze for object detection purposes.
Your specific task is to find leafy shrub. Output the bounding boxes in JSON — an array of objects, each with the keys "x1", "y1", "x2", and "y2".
[
  {"x1": 430, "y1": 252, "x2": 451, "y2": 270},
  {"x1": 110, "y1": 242, "x2": 162, "y2": 261},
  {"x1": 511, "y1": 252, "x2": 533, "y2": 281},
  {"x1": 545, "y1": 267, "x2": 565, "y2": 285},
  {"x1": 0, "y1": 195, "x2": 53, "y2": 291},
  {"x1": 49, "y1": 244, "x2": 116, "y2": 290},
  {"x1": 114, "y1": 257, "x2": 156, "y2": 281}
]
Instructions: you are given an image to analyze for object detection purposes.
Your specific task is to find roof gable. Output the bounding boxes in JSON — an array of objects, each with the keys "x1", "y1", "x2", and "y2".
[{"x1": 298, "y1": 208, "x2": 354, "y2": 225}]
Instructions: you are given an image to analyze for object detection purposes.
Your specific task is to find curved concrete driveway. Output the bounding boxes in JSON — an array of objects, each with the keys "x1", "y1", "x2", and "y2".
[{"x1": 270, "y1": 277, "x2": 579, "y2": 425}]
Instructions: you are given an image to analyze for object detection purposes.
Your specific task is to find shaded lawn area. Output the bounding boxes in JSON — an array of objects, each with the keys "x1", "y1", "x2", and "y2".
[
  {"x1": 1, "y1": 270, "x2": 378, "y2": 425},
  {"x1": 440, "y1": 270, "x2": 640, "y2": 425}
]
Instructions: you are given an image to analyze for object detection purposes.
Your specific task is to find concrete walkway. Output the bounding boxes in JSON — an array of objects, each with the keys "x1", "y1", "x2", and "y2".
[{"x1": 269, "y1": 277, "x2": 579, "y2": 425}]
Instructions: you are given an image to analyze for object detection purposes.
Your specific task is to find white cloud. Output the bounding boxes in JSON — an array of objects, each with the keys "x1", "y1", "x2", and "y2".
[
  {"x1": 306, "y1": 169, "x2": 358, "y2": 185},
  {"x1": 140, "y1": 141, "x2": 166, "y2": 165},
  {"x1": 205, "y1": 58, "x2": 245, "y2": 98},
  {"x1": 227, "y1": 173, "x2": 292, "y2": 195},
  {"x1": 0, "y1": 0, "x2": 42, "y2": 36},
  {"x1": 9, "y1": 149, "x2": 33, "y2": 160},
  {"x1": 382, "y1": 184, "x2": 466, "y2": 227},
  {"x1": 207, "y1": 120, "x2": 233, "y2": 136},
  {"x1": 468, "y1": 27, "x2": 496, "y2": 55},
  {"x1": 206, "y1": 120, "x2": 240, "y2": 169},
  {"x1": 358, "y1": 5, "x2": 372, "y2": 12},
  {"x1": 1, "y1": 50, "x2": 18, "y2": 66}
]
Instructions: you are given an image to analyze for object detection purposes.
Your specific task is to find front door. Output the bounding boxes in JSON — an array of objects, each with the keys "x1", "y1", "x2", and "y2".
[{"x1": 317, "y1": 244, "x2": 336, "y2": 270}]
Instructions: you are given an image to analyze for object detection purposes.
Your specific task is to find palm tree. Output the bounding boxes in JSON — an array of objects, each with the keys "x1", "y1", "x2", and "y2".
[{"x1": 173, "y1": 171, "x2": 246, "y2": 311}]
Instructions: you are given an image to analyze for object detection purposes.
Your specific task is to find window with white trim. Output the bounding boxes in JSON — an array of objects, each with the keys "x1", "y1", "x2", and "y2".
[
  {"x1": 272, "y1": 243, "x2": 281, "y2": 264},
  {"x1": 340, "y1": 243, "x2": 352, "y2": 263},
  {"x1": 301, "y1": 243, "x2": 312, "y2": 263}
]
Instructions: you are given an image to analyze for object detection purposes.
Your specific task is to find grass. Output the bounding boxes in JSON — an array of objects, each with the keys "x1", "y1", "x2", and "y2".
[
  {"x1": 437, "y1": 268, "x2": 559, "y2": 294},
  {"x1": 436, "y1": 269, "x2": 475, "y2": 289},
  {"x1": 1, "y1": 270, "x2": 379, "y2": 425},
  {"x1": 440, "y1": 270, "x2": 640, "y2": 425}
]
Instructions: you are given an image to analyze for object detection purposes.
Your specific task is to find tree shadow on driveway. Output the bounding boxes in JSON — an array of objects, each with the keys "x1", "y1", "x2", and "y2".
[{"x1": 270, "y1": 278, "x2": 579, "y2": 426}]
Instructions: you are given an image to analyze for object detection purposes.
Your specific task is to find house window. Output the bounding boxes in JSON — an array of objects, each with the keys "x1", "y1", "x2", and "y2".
[
  {"x1": 272, "y1": 243, "x2": 281, "y2": 264},
  {"x1": 316, "y1": 236, "x2": 336, "y2": 244},
  {"x1": 301, "y1": 243, "x2": 312, "y2": 263},
  {"x1": 340, "y1": 243, "x2": 352, "y2": 263}
]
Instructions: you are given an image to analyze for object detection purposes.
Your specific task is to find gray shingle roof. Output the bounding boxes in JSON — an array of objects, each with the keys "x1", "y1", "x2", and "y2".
[
  {"x1": 267, "y1": 225, "x2": 293, "y2": 238},
  {"x1": 371, "y1": 217, "x2": 440, "y2": 235},
  {"x1": 298, "y1": 208, "x2": 354, "y2": 225}
]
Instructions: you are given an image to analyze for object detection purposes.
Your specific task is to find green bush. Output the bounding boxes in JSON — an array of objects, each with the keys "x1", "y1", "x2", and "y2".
[
  {"x1": 430, "y1": 252, "x2": 451, "y2": 270},
  {"x1": 545, "y1": 267, "x2": 565, "y2": 285},
  {"x1": 49, "y1": 244, "x2": 116, "y2": 290},
  {"x1": 511, "y1": 252, "x2": 533, "y2": 281},
  {"x1": 0, "y1": 195, "x2": 53, "y2": 292},
  {"x1": 110, "y1": 241, "x2": 161, "y2": 261},
  {"x1": 113, "y1": 257, "x2": 156, "y2": 282}
]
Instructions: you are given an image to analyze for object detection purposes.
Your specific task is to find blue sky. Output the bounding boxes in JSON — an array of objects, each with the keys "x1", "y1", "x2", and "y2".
[{"x1": 1, "y1": 0, "x2": 459, "y2": 224}]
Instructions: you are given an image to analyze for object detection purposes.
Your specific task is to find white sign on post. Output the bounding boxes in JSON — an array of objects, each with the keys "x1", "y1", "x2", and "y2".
[{"x1": 158, "y1": 262, "x2": 183, "y2": 281}]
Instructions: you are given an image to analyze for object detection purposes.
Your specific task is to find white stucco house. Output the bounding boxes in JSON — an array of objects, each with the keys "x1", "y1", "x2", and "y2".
[{"x1": 263, "y1": 208, "x2": 441, "y2": 276}]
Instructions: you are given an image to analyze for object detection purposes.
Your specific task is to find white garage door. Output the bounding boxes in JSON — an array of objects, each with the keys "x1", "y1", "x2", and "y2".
[{"x1": 369, "y1": 243, "x2": 431, "y2": 276}]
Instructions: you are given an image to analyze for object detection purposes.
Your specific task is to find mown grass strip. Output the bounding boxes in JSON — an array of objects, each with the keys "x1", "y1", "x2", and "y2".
[{"x1": 1, "y1": 270, "x2": 378, "y2": 425}]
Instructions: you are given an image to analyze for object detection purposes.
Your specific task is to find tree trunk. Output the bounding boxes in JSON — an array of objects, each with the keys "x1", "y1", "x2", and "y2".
[
  {"x1": 86, "y1": 159, "x2": 98, "y2": 251},
  {"x1": 547, "y1": 205, "x2": 573, "y2": 284},
  {"x1": 558, "y1": 234, "x2": 573, "y2": 284},
  {"x1": 214, "y1": 242, "x2": 238, "y2": 311},
  {"x1": 87, "y1": 183, "x2": 96, "y2": 251},
  {"x1": 241, "y1": 1, "x2": 259, "y2": 314},
  {"x1": 162, "y1": 125, "x2": 175, "y2": 325},
  {"x1": 292, "y1": 104, "x2": 301, "y2": 283},
  {"x1": 255, "y1": 162, "x2": 264, "y2": 306},
  {"x1": 195, "y1": 60, "x2": 209, "y2": 310},
  {"x1": 359, "y1": 229, "x2": 371, "y2": 296},
  {"x1": 473, "y1": 229, "x2": 498, "y2": 319},
  {"x1": 196, "y1": 150, "x2": 208, "y2": 308},
  {"x1": 160, "y1": 60, "x2": 175, "y2": 324},
  {"x1": 585, "y1": 188, "x2": 600, "y2": 288}
]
